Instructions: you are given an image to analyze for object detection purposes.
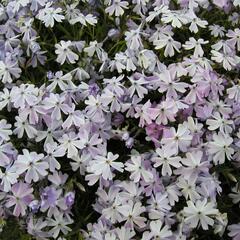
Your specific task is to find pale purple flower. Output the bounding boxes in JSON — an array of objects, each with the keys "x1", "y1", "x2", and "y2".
[{"x1": 5, "y1": 181, "x2": 33, "y2": 217}]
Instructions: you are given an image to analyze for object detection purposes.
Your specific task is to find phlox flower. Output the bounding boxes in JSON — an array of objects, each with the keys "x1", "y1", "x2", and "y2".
[
  {"x1": 48, "y1": 213, "x2": 73, "y2": 239},
  {"x1": 134, "y1": 100, "x2": 157, "y2": 127},
  {"x1": 58, "y1": 132, "x2": 82, "y2": 158},
  {"x1": 183, "y1": 37, "x2": 208, "y2": 57},
  {"x1": 0, "y1": 60, "x2": 21, "y2": 83},
  {"x1": 43, "y1": 93, "x2": 70, "y2": 120},
  {"x1": 206, "y1": 112, "x2": 233, "y2": 133},
  {"x1": 154, "y1": 35, "x2": 181, "y2": 57},
  {"x1": 118, "y1": 200, "x2": 146, "y2": 228},
  {"x1": 47, "y1": 71, "x2": 73, "y2": 92},
  {"x1": 161, "y1": 124, "x2": 192, "y2": 153},
  {"x1": 5, "y1": 182, "x2": 33, "y2": 217},
  {"x1": 105, "y1": 0, "x2": 129, "y2": 16},
  {"x1": 233, "y1": 0, "x2": 240, "y2": 6},
  {"x1": 128, "y1": 75, "x2": 148, "y2": 99},
  {"x1": 55, "y1": 41, "x2": 79, "y2": 65},
  {"x1": 10, "y1": 84, "x2": 38, "y2": 109},
  {"x1": 177, "y1": 177, "x2": 201, "y2": 202},
  {"x1": 152, "y1": 145, "x2": 182, "y2": 176},
  {"x1": 27, "y1": 217, "x2": 49, "y2": 240},
  {"x1": 13, "y1": 114, "x2": 37, "y2": 139},
  {"x1": 157, "y1": 69, "x2": 189, "y2": 98},
  {"x1": 125, "y1": 155, "x2": 153, "y2": 183},
  {"x1": 0, "y1": 166, "x2": 19, "y2": 192},
  {"x1": 147, "y1": 193, "x2": 171, "y2": 220},
  {"x1": 14, "y1": 149, "x2": 48, "y2": 183},
  {"x1": 77, "y1": 130, "x2": 103, "y2": 156},
  {"x1": 208, "y1": 132, "x2": 234, "y2": 164},
  {"x1": 153, "y1": 99, "x2": 178, "y2": 125},
  {"x1": 0, "y1": 119, "x2": 12, "y2": 141},
  {"x1": 183, "y1": 198, "x2": 219, "y2": 230},
  {"x1": 228, "y1": 223, "x2": 240, "y2": 240},
  {"x1": 142, "y1": 220, "x2": 172, "y2": 240},
  {"x1": 161, "y1": 10, "x2": 189, "y2": 28},
  {"x1": 125, "y1": 25, "x2": 145, "y2": 51},
  {"x1": 38, "y1": 2, "x2": 64, "y2": 27},
  {"x1": 88, "y1": 152, "x2": 124, "y2": 181},
  {"x1": 44, "y1": 142, "x2": 65, "y2": 172},
  {"x1": 176, "y1": 151, "x2": 210, "y2": 183},
  {"x1": 69, "y1": 12, "x2": 97, "y2": 26}
]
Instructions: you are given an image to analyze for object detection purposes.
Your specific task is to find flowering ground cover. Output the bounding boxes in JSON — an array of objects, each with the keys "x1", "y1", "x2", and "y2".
[{"x1": 0, "y1": 0, "x2": 240, "y2": 239}]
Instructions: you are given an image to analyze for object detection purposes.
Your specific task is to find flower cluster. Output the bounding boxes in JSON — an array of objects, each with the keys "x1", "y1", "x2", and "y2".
[{"x1": 0, "y1": 0, "x2": 240, "y2": 239}]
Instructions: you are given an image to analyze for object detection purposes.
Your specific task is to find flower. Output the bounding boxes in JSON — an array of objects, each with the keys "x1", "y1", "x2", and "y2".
[
  {"x1": 0, "y1": 60, "x2": 21, "y2": 83},
  {"x1": 154, "y1": 35, "x2": 181, "y2": 57},
  {"x1": 152, "y1": 145, "x2": 182, "y2": 176},
  {"x1": 88, "y1": 152, "x2": 124, "y2": 181},
  {"x1": 0, "y1": 119, "x2": 12, "y2": 141},
  {"x1": 142, "y1": 220, "x2": 172, "y2": 240},
  {"x1": 14, "y1": 149, "x2": 48, "y2": 183},
  {"x1": 5, "y1": 182, "x2": 33, "y2": 217},
  {"x1": 125, "y1": 155, "x2": 153, "y2": 183},
  {"x1": 55, "y1": 41, "x2": 79, "y2": 65},
  {"x1": 183, "y1": 199, "x2": 219, "y2": 230},
  {"x1": 208, "y1": 132, "x2": 234, "y2": 164},
  {"x1": 228, "y1": 223, "x2": 240, "y2": 240},
  {"x1": 161, "y1": 124, "x2": 192, "y2": 153},
  {"x1": 38, "y1": 2, "x2": 64, "y2": 27},
  {"x1": 183, "y1": 37, "x2": 209, "y2": 57},
  {"x1": 118, "y1": 200, "x2": 146, "y2": 228},
  {"x1": 48, "y1": 213, "x2": 73, "y2": 239},
  {"x1": 105, "y1": 0, "x2": 129, "y2": 16}
]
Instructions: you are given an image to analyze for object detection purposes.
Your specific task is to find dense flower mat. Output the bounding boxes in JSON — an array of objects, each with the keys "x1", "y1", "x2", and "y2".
[{"x1": 0, "y1": 0, "x2": 240, "y2": 239}]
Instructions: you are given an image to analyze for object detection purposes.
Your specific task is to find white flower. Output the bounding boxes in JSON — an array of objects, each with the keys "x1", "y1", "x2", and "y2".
[
  {"x1": 0, "y1": 166, "x2": 19, "y2": 192},
  {"x1": 0, "y1": 119, "x2": 12, "y2": 141},
  {"x1": 118, "y1": 200, "x2": 146, "y2": 228},
  {"x1": 177, "y1": 177, "x2": 200, "y2": 201},
  {"x1": 10, "y1": 84, "x2": 38, "y2": 109},
  {"x1": 13, "y1": 114, "x2": 37, "y2": 139},
  {"x1": 11, "y1": 0, "x2": 29, "y2": 13},
  {"x1": 55, "y1": 41, "x2": 79, "y2": 65},
  {"x1": 161, "y1": 124, "x2": 192, "y2": 153},
  {"x1": 161, "y1": 11, "x2": 189, "y2": 28},
  {"x1": 125, "y1": 25, "x2": 145, "y2": 50},
  {"x1": 211, "y1": 50, "x2": 240, "y2": 71},
  {"x1": 69, "y1": 13, "x2": 97, "y2": 26},
  {"x1": 209, "y1": 24, "x2": 225, "y2": 37},
  {"x1": 38, "y1": 2, "x2": 64, "y2": 28},
  {"x1": 105, "y1": 0, "x2": 129, "y2": 16},
  {"x1": 183, "y1": 37, "x2": 208, "y2": 57},
  {"x1": 189, "y1": 16, "x2": 208, "y2": 33},
  {"x1": 152, "y1": 146, "x2": 182, "y2": 176},
  {"x1": 0, "y1": 61, "x2": 21, "y2": 83},
  {"x1": 146, "y1": 5, "x2": 170, "y2": 22},
  {"x1": 142, "y1": 220, "x2": 172, "y2": 240},
  {"x1": 125, "y1": 155, "x2": 153, "y2": 183},
  {"x1": 206, "y1": 112, "x2": 233, "y2": 133},
  {"x1": 179, "y1": 151, "x2": 209, "y2": 183},
  {"x1": 14, "y1": 149, "x2": 48, "y2": 183},
  {"x1": 183, "y1": 199, "x2": 219, "y2": 230},
  {"x1": 58, "y1": 132, "x2": 82, "y2": 158},
  {"x1": 48, "y1": 213, "x2": 73, "y2": 239},
  {"x1": 154, "y1": 36, "x2": 181, "y2": 57},
  {"x1": 88, "y1": 152, "x2": 124, "y2": 180},
  {"x1": 233, "y1": 0, "x2": 240, "y2": 6},
  {"x1": 208, "y1": 132, "x2": 234, "y2": 164},
  {"x1": 128, "y1": 76, "x2": 147, "y2": 99}
]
